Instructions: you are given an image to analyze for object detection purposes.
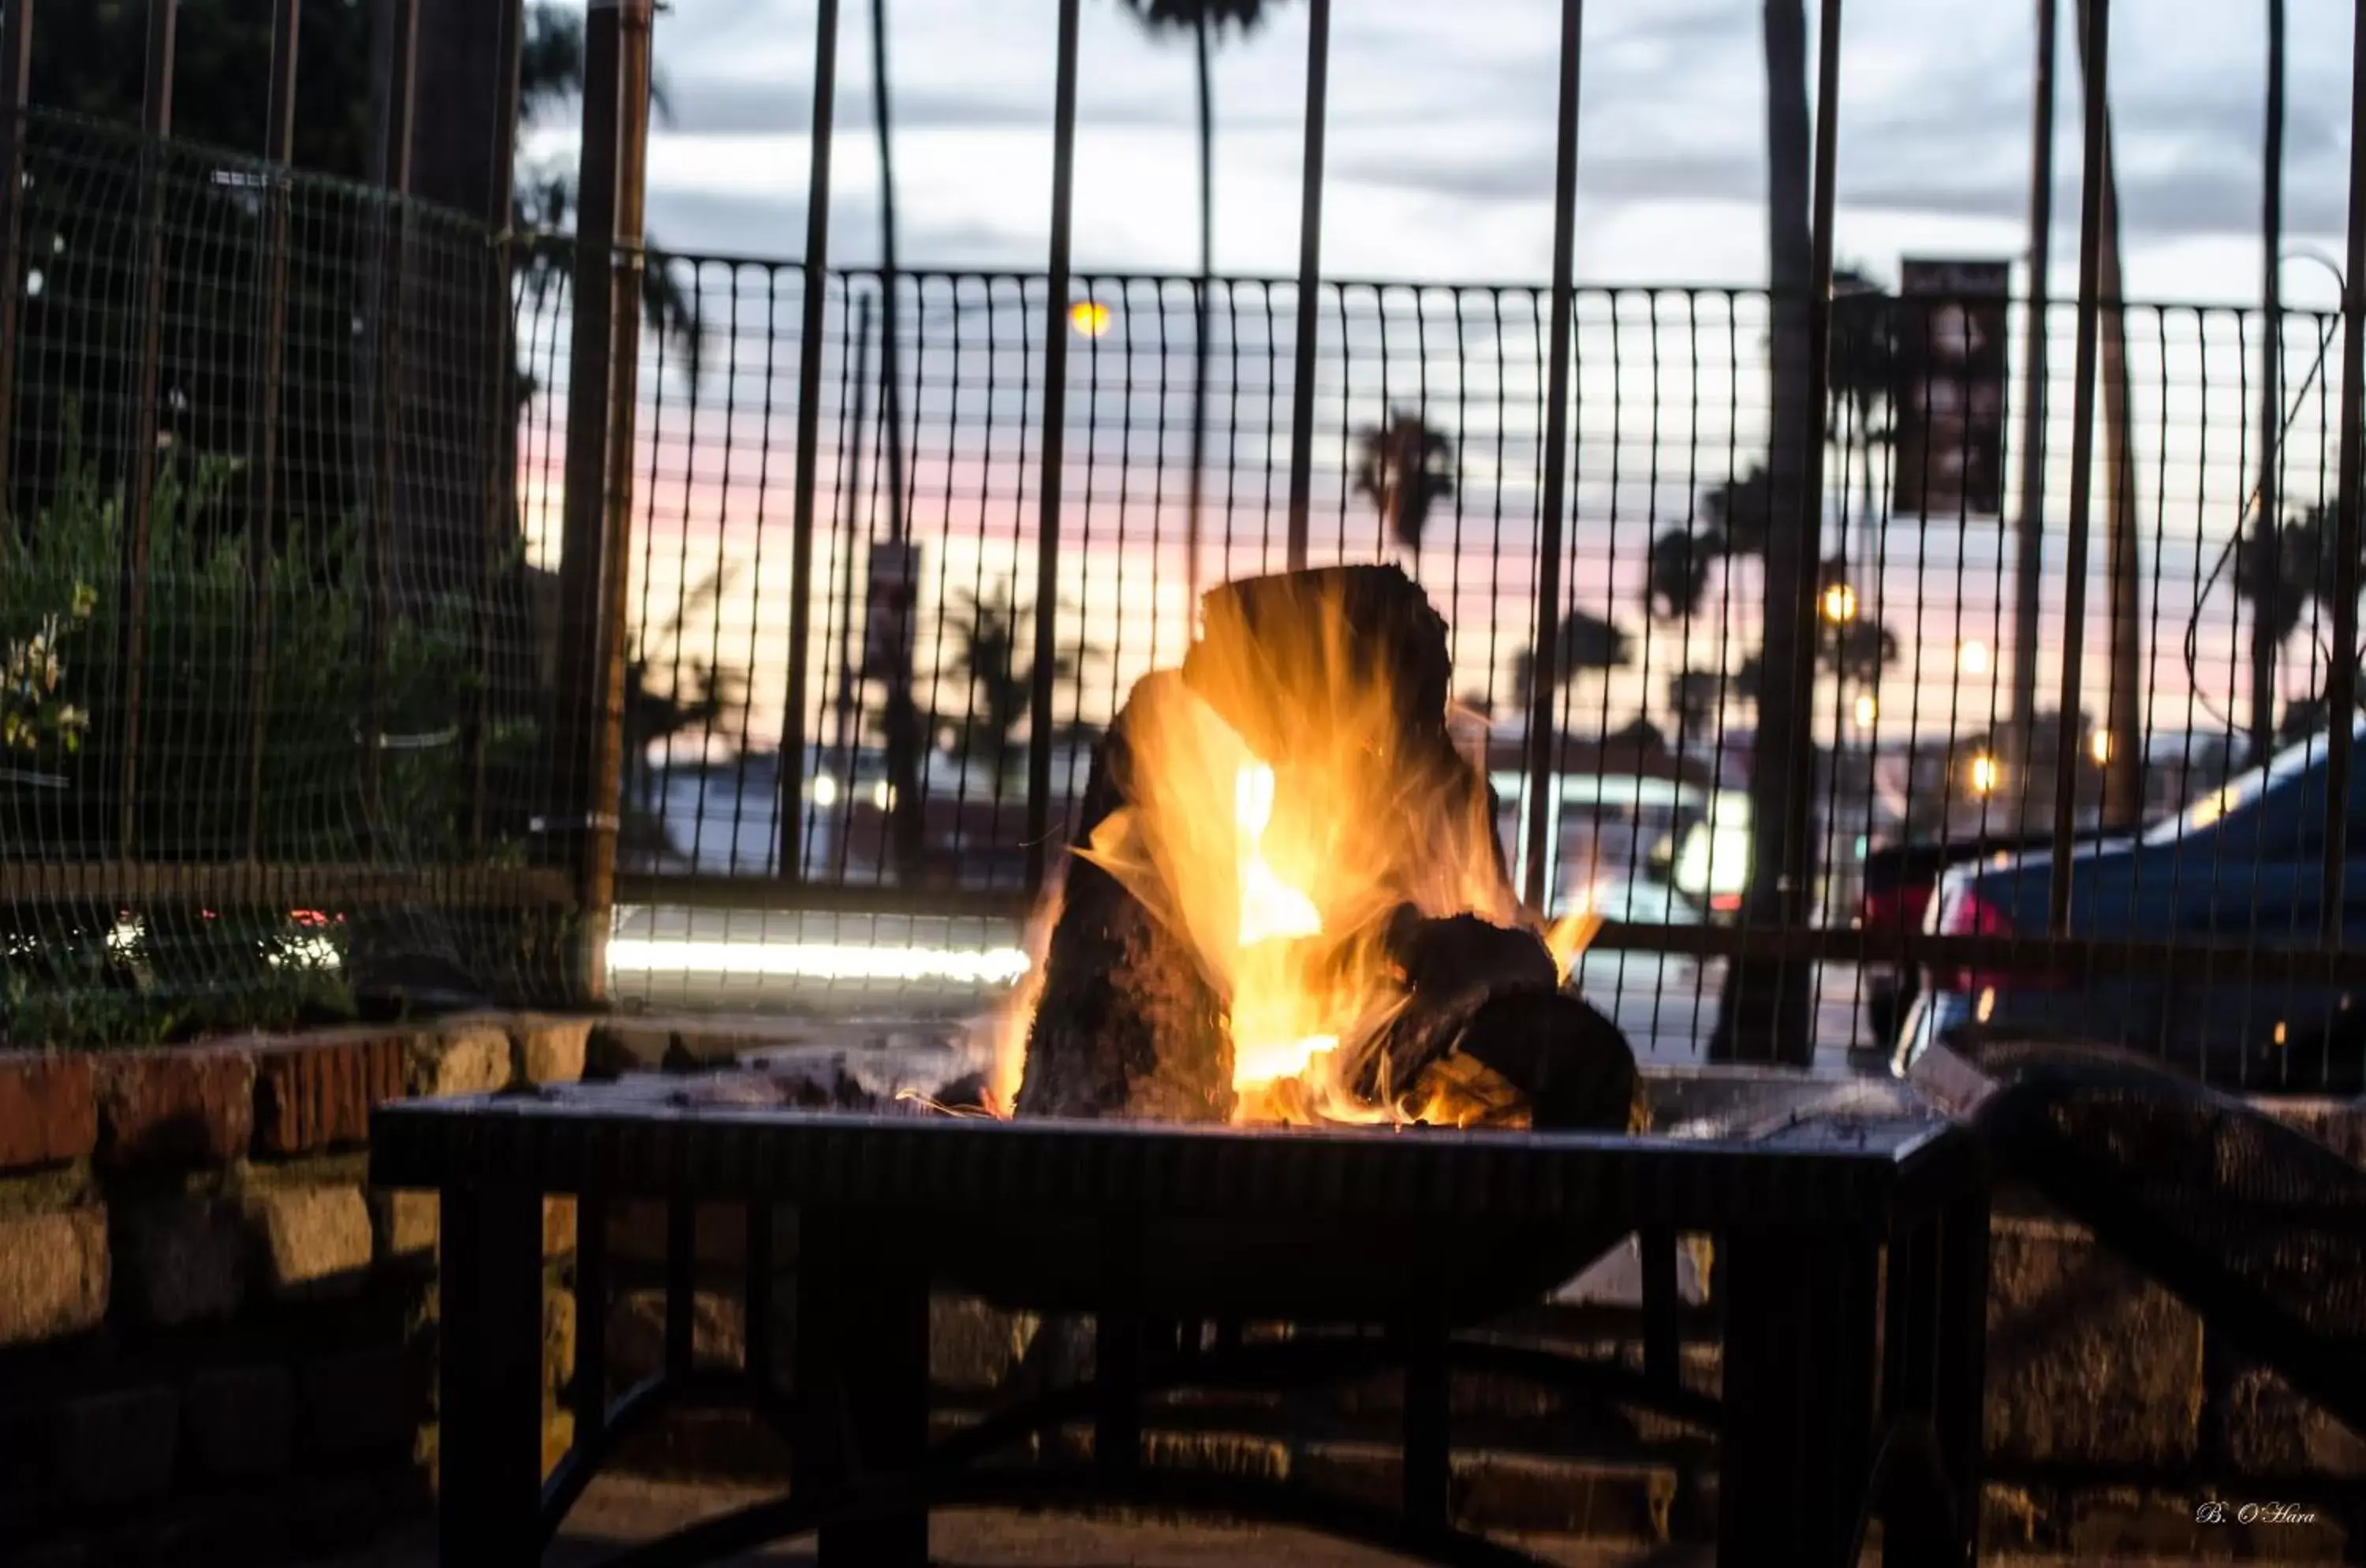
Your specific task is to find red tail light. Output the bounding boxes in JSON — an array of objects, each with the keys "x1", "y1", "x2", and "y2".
[
  {"x1": 1862, "y1": 885, "x2": 1935, "y2": 935},
  {"x1": 1932, "y1": 889, "x2": 2065, "y2": 993},
  {"x1": 1709, "y1": 892, "x2": 1742, "y2": 915}
]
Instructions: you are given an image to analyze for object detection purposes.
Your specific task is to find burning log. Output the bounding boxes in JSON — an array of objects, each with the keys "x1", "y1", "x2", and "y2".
[
  {"x1": 1015, "y1": 679, "x2": 1235, "y2": 1122},
  {"x1": 1010, "y1": 566, "x2": 1637, "y2": 1133}
]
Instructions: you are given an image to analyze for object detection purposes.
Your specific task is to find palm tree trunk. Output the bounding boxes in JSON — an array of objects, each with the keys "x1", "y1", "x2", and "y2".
[
  {"x1": 1711, "y1": 0, "x2": 1816, "y2": 1066},
  {"x1": 2080, "y1": 0, "x2": 2144, "y2": 827},
  {"x1": 871, "y1": 0, "x2": 925, "y2": 879},
  {"x1": 2248, "y1": 0, "x2": 2286, "y2": 764},
  {"x1": 1186, "y1": 11, "x2": 1213, "y2": 622}
]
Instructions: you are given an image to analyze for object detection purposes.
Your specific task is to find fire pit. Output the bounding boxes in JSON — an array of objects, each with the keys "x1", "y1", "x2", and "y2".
[
  {"x1": 375, "y1": 1082, "x2": 1987, "y2": 1568},
  {"x1": 377, "y1": 570, "x2": 1988, "y2": 1566}
]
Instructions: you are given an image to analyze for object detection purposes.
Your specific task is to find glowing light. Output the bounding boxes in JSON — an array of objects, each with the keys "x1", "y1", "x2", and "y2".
[
  {"x1": 810, "y1": 774, "x2": 840, "y2": 807},
  {"x1": 1853, "y1": 693, "x2": 1879, "y2": 729},
  {"x1": 871, "y1": 779, "x2": 896, "y2": 812},
  {"x1": 1069, "y1": 300, "x2": 1112, "y2": 338},
  {"x1": 1958, "y1": 640, "x2": 1991, "y2": 676},
  {"x1": 2189, "y1": 786, "x2": 2242, "y2": 829},
  {"x1": 605, "y1": 939, "x2": 1031, "y2": 985},
  {"x1": 1976, "y1": 987, "x2": 1996, "y2": 1023},
  {"x1": 1234, "y1": 763, "x2": 1321, "y2": 946},
  {"x1": 2088, "y1": 730, "x2": 2113, "y2": 766},
  {"x1": 1968, "y1": 752, "x2": 2001, "y2": 796},
  {"x1": 1234, "y1": 1033, "x2": 1338, "y2": 1088},
  {"x1": 1820, "y1": 582, "x2": 1857, "y2": 623}
]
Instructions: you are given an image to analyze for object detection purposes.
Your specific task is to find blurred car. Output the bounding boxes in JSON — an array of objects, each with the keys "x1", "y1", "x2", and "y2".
[
  {"x1": 1898, "y1": 723, "x2": 2366, "y2": 1094},
  {"x1": 1557, "y1": 874, "x2": 1715, "y2": 1045}
]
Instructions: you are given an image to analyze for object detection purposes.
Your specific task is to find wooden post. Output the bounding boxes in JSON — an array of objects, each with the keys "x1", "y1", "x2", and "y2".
[
  {"x1": 116, "y1": 0, "x2": 178, "y2": 855},
  {"x1": 0, "y1": 0, "x2": 35, "y2": 544},
  {"x1": 240, "y1": 0, "x2": 303, "y2": 860},
  {"x1": 552, "y1": 0, "x2": 653, "y2": 1001}
]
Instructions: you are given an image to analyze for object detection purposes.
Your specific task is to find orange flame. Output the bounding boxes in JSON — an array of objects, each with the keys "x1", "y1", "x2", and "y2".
[{"x1": 1043, "y1": 575, "x2": 1539, "y2": 1126}]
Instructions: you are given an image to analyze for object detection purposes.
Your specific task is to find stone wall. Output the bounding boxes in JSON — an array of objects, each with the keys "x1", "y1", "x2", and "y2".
[{"x1": 0, "y1": 1014, "x2": 588, "y2": 1568}]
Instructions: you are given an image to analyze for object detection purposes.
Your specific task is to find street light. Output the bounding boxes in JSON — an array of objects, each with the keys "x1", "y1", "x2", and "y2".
[
  {"x1": 1958, "y1": 639, "x2": 1991, "y2": 677},
  {"x1": 2088, "y1": 730, "x2": 2113, "y2": 767},
  {"x1": 1820, "y1": 581, "x2": 1857, "y2": 623},
  {"x1": 1968, "y1": 752, "x2": 2002, "y2": 796},
  {"x1": 1853, "y1": 693, "x2": 1879, "y2": 729},
  {"x1": 1069, "y1": 299, "x2": 1112, "y2": 338}
]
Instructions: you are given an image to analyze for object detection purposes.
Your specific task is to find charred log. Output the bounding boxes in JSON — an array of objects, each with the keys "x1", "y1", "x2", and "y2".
[
  {"x1": 1346, "y1": 908, "x2": 1639, "y2": 1132},
  {"x1": 1015, "y1": 689, "x2": 1233, "y2": 1122}
]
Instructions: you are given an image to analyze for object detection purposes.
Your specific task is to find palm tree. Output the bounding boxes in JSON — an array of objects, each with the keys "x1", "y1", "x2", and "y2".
[
  {"x1": 1827, "y1": 266, "x2": 1896, "y2": 546},
  {"x1": 932, "y1": 586, "x2": 1093, "y2": 786},
  {"x1": 1114, "y1": 1, "x2": 1291, "y2": 607},
  {"x1": 1713, "y1": 0, "x2": 1817, "y2": 1066},
  {"x1": 1669, "y1": 669, "x2": 1722, "y2": 750},
  {"x1": 2076, "y1": 0, "x2": 2145, "y2": 829},
  {"x1": 1513, "y1": 607, "x2": 1635, "y2": 734},
  {"x1": 620, "y1": 566, "x2": 750, "y2": 864},
  {"x1": 1350, "y1": 410, "x2": 1457, "y2": 568},
  {"x1": 867, "y1": 0, "x2": 925, "y2": 877},
  {"x1": 2234, "y1": 502, "x2": 2337, "y2": 741}
]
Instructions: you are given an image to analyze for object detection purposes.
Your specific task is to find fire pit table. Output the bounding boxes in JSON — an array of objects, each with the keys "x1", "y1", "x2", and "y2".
[{"x1": 373, "y1": 1080, "x2": 1988, "y2": 1568}]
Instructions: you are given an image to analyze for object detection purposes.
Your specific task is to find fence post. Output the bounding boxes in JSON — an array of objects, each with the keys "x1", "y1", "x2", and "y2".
[
  {"x1": 776, "y1": 0, "x2": 842, "y2": 885},
  {"x1": 2010, "y1": 0, "x2": 2054, "y2": 759},
  {"x1": 0, "y1": 0, "x2": 35, "y2": 540},
  {"x1": 2049, "y1": 0, "x2": 2110, "y2": 932},
  {"x1": 551, "y1": 0, "x2": 644, "y2": 1003},
  {"x1": 240, "y1": 0, "x2": 302, "y2": 861},
  {"x1": 1282, "y1": 0, "x2": 1330, "y2": 573},
  {"x1": 1519, "y1": 0, "x2": 1585, "y2": 912},
  {"x1": 116, "y1": 0, "x2": 177, "y2": 857},
  {"x1": 469, "y1": 0, "x2": 526, "y2": 854},
  {"x1": 2322, "y1": 0, "x2": 2366, "y2": 943},
  {"x1": 1024, "y1": 0, "x2": 1082, "y2": 896},
  {"x1": 1778, "y1": 0, "x2": 1844, "y2": 924},
  {"x1": 2250, "y1": 0, "x2": 2286, "y2": 769},
  {"x1": 362, "y1": 0, "x2": 418, "y2": 862}
]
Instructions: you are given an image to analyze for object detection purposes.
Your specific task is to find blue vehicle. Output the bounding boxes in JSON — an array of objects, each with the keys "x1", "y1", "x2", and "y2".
[{"x1": 1898, "y1": 722, "x2": 2366, "y2": 1094}]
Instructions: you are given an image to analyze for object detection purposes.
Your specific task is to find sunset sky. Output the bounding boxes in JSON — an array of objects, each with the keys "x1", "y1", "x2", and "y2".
[{"x1": 514, "y1": 0, "x2": 2358, "y2": 767}]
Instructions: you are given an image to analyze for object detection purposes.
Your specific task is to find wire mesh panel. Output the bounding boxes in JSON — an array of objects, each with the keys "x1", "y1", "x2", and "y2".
[
  {"x1": 1, "y1": 110, "x2": 558, "y2": 1046},
  {"x1": 561, "y1": 241, "x2": 2366, "y2": 1088}
]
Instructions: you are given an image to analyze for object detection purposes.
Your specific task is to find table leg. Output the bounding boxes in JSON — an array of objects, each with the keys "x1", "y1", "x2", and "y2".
[
  {"x1": 1717, "y1": 1227, "x2": 1879, "y2": 1568},
  {"x1": 437, "y1": 1184, "x2": 546, "y2": 1567},
  {"x1": 1932, "y1": 1189, "x2": 1990, "y2": 1562},
  {"x1": 797, "y1": 1204, "x2": 929, "y2": 1567}
]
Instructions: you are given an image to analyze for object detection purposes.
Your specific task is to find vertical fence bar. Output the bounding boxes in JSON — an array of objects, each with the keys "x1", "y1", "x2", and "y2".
[
  {"x1": 1772, "y1": 0, "x2": 1843, "y2": 975},
  {"x1": 553, "y1": 0, "x2": 623, "y2": 998},
  {"x1": 2050, "y1": 0, "x2": 2110, "y2": 932},
  {"x1": 2010, "y1": 0, "x2": 2055, "y2": 752},
  {"x1": 1282, "y1": 0, "x2": 1330, "y2": 571},
  {"x1": 1519, "y1": 0, "x2": 1586, "y2": 912},
  {"x1": 241, "y1": 0, "x2": 302, "y2": 860},
  {"x1": 0, "y1": 0, "x2": 35, "y2": 541},
  {"x1": 2251, "y1": 0, "x2": 2286, "y2": 767},
  {"x1": 1024, "y1": 0, "x2": 1083, "y2": 895},
  {"x1": 117, "y1": 0, "x2": 178, "y2": 855},
  {"x1": 599, "y1": 0, "x2": 655, "y2": 913},
  {"x1": 775, "y1": 0, "x2": 841, "y2": 886},
  {"x1": 2322, "y1": 0, "x2": 2366, "y2": 943},
  {"x1": 468, "y1": 0, "x2": 526, "y2": 853},
  {"x1": 363, "y1": 0, "x2": 419, "y2": 858}
]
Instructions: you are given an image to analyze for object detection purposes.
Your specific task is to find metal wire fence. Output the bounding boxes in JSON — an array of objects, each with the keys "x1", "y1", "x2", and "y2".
[
  {"x1": 547, "y1": 245, "x2": 2366, "y2": 1088},
  {"x1": 0, "y1": 109, "x2": 562, "y2": 1047},
  {"x1": 9, "y1": 102, "x2": 2365, "y2": 1088}
]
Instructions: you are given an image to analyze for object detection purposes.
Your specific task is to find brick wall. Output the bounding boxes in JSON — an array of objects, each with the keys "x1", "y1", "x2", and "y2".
[{"x1": 0, "y1": 1014, "x2": 588, "y2": 1568}]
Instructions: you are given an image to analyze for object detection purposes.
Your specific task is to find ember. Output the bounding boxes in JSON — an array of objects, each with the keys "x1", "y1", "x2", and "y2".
[{"x1": 1004, "y1": 566, "x2": 1637, "y2": 1133}]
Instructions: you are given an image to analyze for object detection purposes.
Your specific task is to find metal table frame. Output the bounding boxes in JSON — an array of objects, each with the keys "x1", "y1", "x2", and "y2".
[{"x1": 373, "y1": 1093, "x2": 1989, "y2": 1568}]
